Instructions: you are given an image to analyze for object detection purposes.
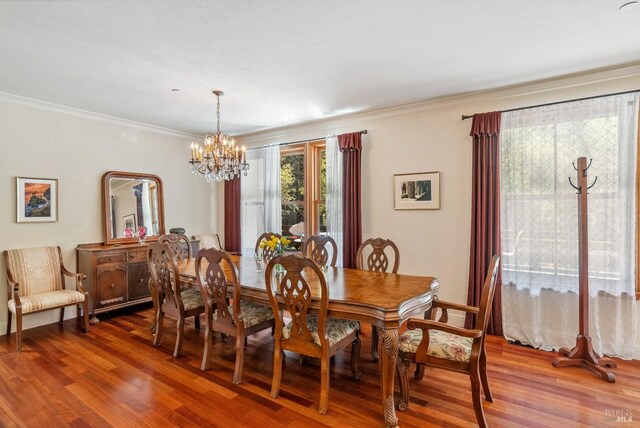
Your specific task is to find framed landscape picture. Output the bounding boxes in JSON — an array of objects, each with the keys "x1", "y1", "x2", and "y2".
[
  {"x1": 394, "y1": 171, "x2": 440, "y2": 210},
  {"x1": 16, "y1": 177, "x2": 58, "y2": 222}
]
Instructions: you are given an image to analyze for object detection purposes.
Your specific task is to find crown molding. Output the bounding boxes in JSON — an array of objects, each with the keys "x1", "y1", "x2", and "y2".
[
  {"x1": 0, "y1": 91, "x2": 200, "y2": 139},
  {"x1": 238, "y1": 61, "x2": 640, "y2": 144}
]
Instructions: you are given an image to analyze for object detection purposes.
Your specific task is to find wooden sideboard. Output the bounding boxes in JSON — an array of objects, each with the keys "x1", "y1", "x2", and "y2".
[{"x1": 77, "y1": 240, "x2": 199, "y2": 324}]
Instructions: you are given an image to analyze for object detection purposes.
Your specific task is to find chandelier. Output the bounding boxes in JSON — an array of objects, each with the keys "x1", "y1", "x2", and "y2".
[{"x1": 189, "y1": 90, "x2": 249, "y2": 182}]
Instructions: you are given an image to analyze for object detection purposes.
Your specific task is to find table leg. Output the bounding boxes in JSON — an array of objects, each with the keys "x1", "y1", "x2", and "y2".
[{"x1": 379, "y1": 328, "x2": 399, "y2": 428}]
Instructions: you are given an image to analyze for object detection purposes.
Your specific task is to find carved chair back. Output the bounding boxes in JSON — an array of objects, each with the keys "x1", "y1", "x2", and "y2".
[
  {"x1": 147, "y1": 242, "x2": 183, "y2": 311},
  {"x1": 475, "y1": 255, "x2": 500, "y2": 335},
  {"x1": 302, "y1": 235, "x2": 338, "y2": 267},
  {"x1": 158, "y1": 233, "x2": 192, "y2": 261},
  {"x1": 255, "y1": 232, "x2": 283, "y2": 264},
  {"x1": 356, "y1": 238, "x2": 400, "y2": 273},
  {"x1": 195, "y1": 248, "x2": 240, "y2": 332},
  {"x1": 266, "y1": 255, "x2": 329, "y2": 350}
]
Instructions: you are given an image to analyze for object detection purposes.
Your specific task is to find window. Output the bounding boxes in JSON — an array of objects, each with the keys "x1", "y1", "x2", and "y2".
[
  {"x1": 279, "y1": 141, "x2": 326, "y2": 248},
  {"x1": 501, "y1": 93, "x2": 639, "y2": 297}
]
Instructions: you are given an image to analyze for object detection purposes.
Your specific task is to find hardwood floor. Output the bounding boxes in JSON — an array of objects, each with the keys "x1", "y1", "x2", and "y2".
[{"x1": 0, "y1": 305, "x2": 638, "y2": 427}]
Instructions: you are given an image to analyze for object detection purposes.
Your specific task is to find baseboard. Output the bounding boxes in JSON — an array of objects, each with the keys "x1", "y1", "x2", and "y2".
[
  {"x1": 0, "y1": 322, "x2": 4, "y2": 337},
  {"x1": 0, "y1": 308, "x2": 80, "y2": 337}
]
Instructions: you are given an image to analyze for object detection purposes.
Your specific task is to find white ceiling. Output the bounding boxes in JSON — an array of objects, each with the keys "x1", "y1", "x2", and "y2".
[{"x1": 1, "y1": 1, "x2": 639, "y2": 136}]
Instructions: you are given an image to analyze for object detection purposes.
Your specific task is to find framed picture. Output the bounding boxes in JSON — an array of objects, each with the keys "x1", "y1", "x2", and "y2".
[
  {"x1": 123, "y1": 213, "x2": 137, "y2": 231},
  {"x1": 16, "y1": 177, "x2": 58, "y2": 223},
  {"x1": 394, "y1": 171, "x2": 440, "y2": 210}
]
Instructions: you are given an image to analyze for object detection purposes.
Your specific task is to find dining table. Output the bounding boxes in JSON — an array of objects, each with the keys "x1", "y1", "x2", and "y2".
[{"x1": 177, "y1": 255, "x2": 439, "y2": 428}]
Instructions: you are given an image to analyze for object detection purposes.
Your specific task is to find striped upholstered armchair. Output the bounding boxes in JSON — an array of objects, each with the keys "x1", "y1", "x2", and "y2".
[{"x1": 4, "y1": 246, "x2": 90, "y2": 351}]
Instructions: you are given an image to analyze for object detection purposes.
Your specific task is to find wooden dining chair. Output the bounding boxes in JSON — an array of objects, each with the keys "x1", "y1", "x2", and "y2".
[
  {"x1": 396, "y1": 255, "x2": 500, "y2": 428},
  {"x1": 195, "y1": 248, "x2": 275, "y2": 383},
  {"x1": 158, "y1": 232, "x2": 192, "y2": 261},
  {"x1": 4, "y1": 246, "x2": 90, "y2": 351},
  {"x1": 302, "y1": 235, "x2": 338, "y2": 267},
  {"x1": 356, "y1": 237, "x2": 400, "y2": 361},
  {"x1": 255, "y1": 232, "x2": 282, "y2": 263},
  {"x1": 266, "y1": 255, "x2": 361, "y2": 414},
  {"x1": 148, "y1": 242, "x2": 205, "y2": 357}
]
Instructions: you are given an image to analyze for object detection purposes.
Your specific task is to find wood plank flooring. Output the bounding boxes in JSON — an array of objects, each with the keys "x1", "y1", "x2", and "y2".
[{"x1": 0, "y1": 305, "x2": 638, "y2": 427}]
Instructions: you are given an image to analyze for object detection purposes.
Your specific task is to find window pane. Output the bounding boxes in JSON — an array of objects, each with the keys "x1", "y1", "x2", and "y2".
[
  {"x1": 320, "y1": 149, "x2": 326, "y2": 201},
  {"x1": 281, "y1": 152, "x2": 305, "y2": 246},
  {"x1": 318, "y1": 203, "x2": 327, "y2": 234}
]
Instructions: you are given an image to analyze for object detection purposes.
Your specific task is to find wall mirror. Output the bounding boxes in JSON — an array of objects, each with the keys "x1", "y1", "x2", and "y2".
[{"x1": 102, "y1": 171, "x2": 165, "y2": 245}]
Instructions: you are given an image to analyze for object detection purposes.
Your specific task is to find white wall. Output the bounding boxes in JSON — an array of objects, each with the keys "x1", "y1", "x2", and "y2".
[
  {"x1": 234, "y1": 64, "x2": 640, "y2": 357},
  {"x1": 0, "y1": 94, "x2": 218, "y2": 333}
]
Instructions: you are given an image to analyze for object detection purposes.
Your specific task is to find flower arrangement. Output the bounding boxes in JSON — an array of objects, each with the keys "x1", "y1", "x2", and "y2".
[{"x1": 259, "y1": 235, "x2": 292, "y2": 256}]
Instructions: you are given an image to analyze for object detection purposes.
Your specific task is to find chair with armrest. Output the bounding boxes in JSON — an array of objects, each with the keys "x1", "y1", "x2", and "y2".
[
  {"x1": 302, "y1": 235, "x2": 338, "y2": 268},
  {"x1": 3, "y1": 246, "x2": 90, "y2": 351},
  {"x1": 196, "y1": 248, "x2": 275, "y2": 383},
  {"x1": 192, "y1": 233, "x2": 223, "y2": 251},
  {"x1": 355, "y1": 237, "x2": 400, "y2": 361},
  {"x1": 266, "y1": 254, "x2": 361, "y2": 414},
  {"x1": 148, "y1": 242, "x2": 205, "y2": 357},
  {"x1": 395, "y1": 255, "x2": 500, "y2": 428}
]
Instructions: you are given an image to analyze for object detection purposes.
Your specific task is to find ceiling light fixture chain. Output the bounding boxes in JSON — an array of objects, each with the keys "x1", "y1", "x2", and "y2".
[{"x1": 188, "y1": 90, "x2": 249, "y2": 183}]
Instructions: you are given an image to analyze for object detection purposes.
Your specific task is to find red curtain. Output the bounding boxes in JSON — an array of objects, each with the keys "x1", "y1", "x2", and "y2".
[
  {"x1": 224, "y1": 177, "x2": 241, "y2": 253},
  {"x1": 338, "y1": 132, "x2": 363, "y2": 268},
  {"x1": 466, "y1": 112, "x2": 503, "y2": 336}
]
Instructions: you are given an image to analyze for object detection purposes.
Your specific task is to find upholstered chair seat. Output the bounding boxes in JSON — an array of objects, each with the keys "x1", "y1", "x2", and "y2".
[
  {"x1": 3, "y1": 246, "x2": 90, "y2": 351},
  {"x1": 284, "y1": 315, "x2": 360, "y2": 348},
  {"x1": 212, "y1": 300, "x2": 274, "y2": 328},
  {"x1": 179, "y1": 288, "x2": 206, "y2": 311},
  {"x1": 398, "y1": 329, "x2": 473, "y2": 362}
]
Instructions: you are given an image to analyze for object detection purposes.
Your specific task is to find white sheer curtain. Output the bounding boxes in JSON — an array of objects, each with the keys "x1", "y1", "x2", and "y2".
[
  {"x1": 325, "y1": 135, "x2": 343, "y2": 267},
  {"x1": 240, "y1": 145, "x2": 281, "y2": 256},
  {"x1": 501, "y1": 93, "x2": 639, "y2": 358}
]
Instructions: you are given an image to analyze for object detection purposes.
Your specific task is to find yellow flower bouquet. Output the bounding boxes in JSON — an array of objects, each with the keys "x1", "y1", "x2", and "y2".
[{"x1": 259, "y1": 235, "x2": 292, "y2": 256}]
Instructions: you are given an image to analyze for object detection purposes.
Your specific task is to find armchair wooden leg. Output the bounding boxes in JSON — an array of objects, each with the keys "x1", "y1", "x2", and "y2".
[
  {"x1": 271, "y1": 345, "x2": 283, "y2": 399},
  {"x1": 59, "y1": 307, "x2": 65, "y2": 325},
  {"x1": 479, "y1": 346, "x2": 493, "y2": 402},
  {"x1": 396, "y1": 358, "x2": 411, "y2": 411},
  {"x1": 173, "y1": 314, "x2": 185, "y2": 358},
  {"x1": 319, "y1": 350, "x2": 330, "y2": 414},
  {"x1": 371, "y1": 326, "x2": 379, "y2": 362},
  {"x1": 470, "y1": 361, "x2": 488, "y2": 428},
  {"x1": 82, "y1": 300, "x2": 90, "y2": 333},
  {"x1": 201, "y1": 325, "x2": 212, "y2": 371},
  {"x1": 351, "y1": 335, "x2": 362, "y2": 380},
  {"x1": 233, "y1": 334, "x2": 245, "y2": 385},
  {"x1": 16, "y1": 311, "x2": 23, "y2": 352},
  {"x1": 6, "y1": 310, "x2": 12, "y2": 337}
]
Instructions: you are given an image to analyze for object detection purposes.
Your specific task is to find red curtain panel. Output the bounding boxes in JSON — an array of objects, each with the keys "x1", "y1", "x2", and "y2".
[
  {"x1": 466, "y1": 112, "x2": 503, "y2": 335},
  {"x1": 338, "y1": 132, "x2": 363, "y2": 268},
  {"x1": 224, "y1": 176, "x2": 241, "y2": 253}
]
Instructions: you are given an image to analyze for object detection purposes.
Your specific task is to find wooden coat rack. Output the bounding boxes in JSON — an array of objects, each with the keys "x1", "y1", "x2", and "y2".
[{"x1": 552, "y1": 157, "x2": 616, "y2": 382}]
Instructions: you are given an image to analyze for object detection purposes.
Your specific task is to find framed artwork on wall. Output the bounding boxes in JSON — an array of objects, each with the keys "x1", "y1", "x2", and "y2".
[
  {"x1": 123, "y1": 213, "x2": 137, "y2": 232},
  {"x1": 393, "y1": 171, "x2": 440, "y2": 210},
  {"x1": 16, "y1": 177, "x2": 58, "y2": 222}
]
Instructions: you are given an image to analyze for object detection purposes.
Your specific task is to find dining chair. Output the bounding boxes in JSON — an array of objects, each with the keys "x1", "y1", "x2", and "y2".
[
  {"x1": 396, "y1": 255, "x2": 500, "y2": 428},
  {"x1": 158, "y1": 232, "x2": 193, "y2": 261},
  {"x1": 302, "y1": 235, "x2": 338, "y2": 267},
  {"x1": 148, "y1": 242, "x2": 205, "y2": 357},
  {"x1": 266, "y1": 254, "x2": 361, "y2": 414},
  {"x1": 355, "y1": 237, "x2": 400, "y2": 361},
  {"x1": 255, "y1": 232, "x2": 282, "y2": 263},
  {"x1": 4, "y1": 246, "x2": 90, "y2": 351},
  {"x1": 195, "y1": 248, "x2": 275, "y2": 383}
]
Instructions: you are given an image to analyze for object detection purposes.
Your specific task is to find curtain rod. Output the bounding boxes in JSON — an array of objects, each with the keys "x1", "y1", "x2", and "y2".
[
  {"x1": 245, "y1": 130, "x2": 367, "y2": 151},
  {"x1": 460, "y1": 89, "x2": 640, "y2": 120}
]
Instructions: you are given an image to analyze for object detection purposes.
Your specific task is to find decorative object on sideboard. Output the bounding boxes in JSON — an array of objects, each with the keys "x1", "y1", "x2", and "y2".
[
  {"x1": 169, "y1": 227, "x2": 186, "y2": 234},
  {"x1": 102, "y1": 171, "x2": 165, "y2": 245},
  {"x1": 138, "y1": 226, "x2": 147, "y2": 245},
  {"x1": 393, "y1": 171, "x2": 441, "y2": 210},
  {"x1": 188, "y1": 90, "x2": 249, "y2": 182},
  {"x1": 16, "y1": 177, "x2": 58, "y2": 223}
]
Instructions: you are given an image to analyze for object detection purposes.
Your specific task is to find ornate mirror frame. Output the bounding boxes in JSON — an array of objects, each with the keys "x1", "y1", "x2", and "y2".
[{"x1": 101, "y1": 171, "x2": 165, "y2": 245}]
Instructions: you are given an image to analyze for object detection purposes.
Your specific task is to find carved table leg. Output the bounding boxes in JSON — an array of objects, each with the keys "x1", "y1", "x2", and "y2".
[{"x1": 379, "y1": 328, "x2": 399, "y2": 428}]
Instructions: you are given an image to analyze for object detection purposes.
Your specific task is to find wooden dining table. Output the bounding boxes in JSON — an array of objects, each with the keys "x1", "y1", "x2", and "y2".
[{"x1": 177, "y1": 255, "x2": 439, "y2": 428}]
